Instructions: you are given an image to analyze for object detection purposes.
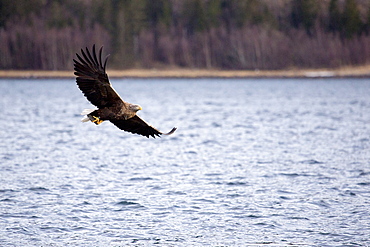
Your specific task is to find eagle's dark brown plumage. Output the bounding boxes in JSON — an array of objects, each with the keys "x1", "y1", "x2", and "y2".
[{"x1": 74, "y1": 45, "x2": 176, "y2": 138}]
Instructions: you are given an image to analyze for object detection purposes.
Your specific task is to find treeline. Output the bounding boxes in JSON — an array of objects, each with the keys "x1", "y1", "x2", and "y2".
[{"x1": 0, "y1": 0, "x2": 369, "y2": 70}]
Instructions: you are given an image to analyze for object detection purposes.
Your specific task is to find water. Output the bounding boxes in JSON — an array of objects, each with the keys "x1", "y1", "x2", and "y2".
[{"x1": 0, "y1": 78, "x2": 370, "y2": 246}]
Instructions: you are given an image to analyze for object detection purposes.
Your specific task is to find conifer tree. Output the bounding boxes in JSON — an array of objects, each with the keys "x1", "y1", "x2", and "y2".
[
  {"x1": 145, "y1": 0, "x2": 172, "y2": 61},
  {"x1": 366, "y1": 6, "x2": 370, "y2": 34},
  {"x1": 328, "y1": 0, "x2": 341, "y2": 33},
  {"x1": 341, "y1": 0, "x2": 362, "y2": 38},
  {"x1": 290, "y1": 0, "x2": 318, "y2": 35}
]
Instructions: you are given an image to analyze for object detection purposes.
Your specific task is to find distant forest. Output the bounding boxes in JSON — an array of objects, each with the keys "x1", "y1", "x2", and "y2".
[{"x1": 0, "y1": 0, "x2": 369, "y2": 70}]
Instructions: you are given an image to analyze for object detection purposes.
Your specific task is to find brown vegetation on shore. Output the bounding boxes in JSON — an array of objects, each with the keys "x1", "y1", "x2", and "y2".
[{"x1": 1, "y1": 64, "x2": 369, "y2": 79}]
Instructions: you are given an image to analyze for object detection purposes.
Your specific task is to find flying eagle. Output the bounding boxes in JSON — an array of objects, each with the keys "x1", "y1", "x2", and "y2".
[{"x1": 74, "y1": 45, "x2": 176, "y2": 138}]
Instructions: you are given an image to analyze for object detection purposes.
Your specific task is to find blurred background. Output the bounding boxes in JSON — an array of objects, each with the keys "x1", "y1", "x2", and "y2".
[{"x1": 0, "y1": 0, "x2": 369, "y2": 71}]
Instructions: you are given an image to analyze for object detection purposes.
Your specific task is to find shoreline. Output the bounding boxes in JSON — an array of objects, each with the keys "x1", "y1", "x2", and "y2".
[{"x1": 0, "y1": 65, "x2": 369, "y2": 79}]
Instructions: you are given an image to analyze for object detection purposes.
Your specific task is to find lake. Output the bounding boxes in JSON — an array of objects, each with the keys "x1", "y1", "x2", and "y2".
[{"x1": 0, "y1": 78, "x2": 370, "y2": 246}]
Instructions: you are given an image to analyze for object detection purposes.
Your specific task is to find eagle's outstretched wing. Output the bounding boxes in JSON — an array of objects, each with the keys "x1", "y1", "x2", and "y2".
[
  {"x1": 74, "y1": 45, "x2": 122, "y2": 108},
  {"x1": 110, "y1": 115, "x2": 177, "y2": 138}
]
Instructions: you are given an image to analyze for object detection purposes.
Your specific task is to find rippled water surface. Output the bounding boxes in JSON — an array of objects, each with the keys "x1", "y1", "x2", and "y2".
[{"x1": 1, "y1": 78, "x2": 370, "y2": 246}]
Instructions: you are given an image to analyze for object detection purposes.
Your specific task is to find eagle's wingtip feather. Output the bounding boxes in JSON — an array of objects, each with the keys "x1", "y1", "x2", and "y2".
[{"x1": 162, "y1": 127, "x2": 177, "y2": 136}]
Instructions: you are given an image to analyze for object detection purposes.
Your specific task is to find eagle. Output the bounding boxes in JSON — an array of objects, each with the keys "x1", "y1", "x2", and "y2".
[{"x1": 73, "y1": 45, "x2": 176, "y2": 138}]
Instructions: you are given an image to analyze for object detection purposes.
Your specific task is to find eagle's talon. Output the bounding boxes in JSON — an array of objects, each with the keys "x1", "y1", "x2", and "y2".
[{"x1": 92, "y1": 116, "x2": 103, "y2": 125}]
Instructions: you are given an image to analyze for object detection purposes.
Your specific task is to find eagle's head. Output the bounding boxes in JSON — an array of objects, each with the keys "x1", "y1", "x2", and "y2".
[{"x1": 129, "y1": 104, "x2": 142, "y2": 112}]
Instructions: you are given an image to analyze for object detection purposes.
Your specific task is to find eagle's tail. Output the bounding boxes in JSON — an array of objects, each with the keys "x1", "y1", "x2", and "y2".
[{"x1": 80, "y1": 109, "x2": 96, "y2": 122}]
